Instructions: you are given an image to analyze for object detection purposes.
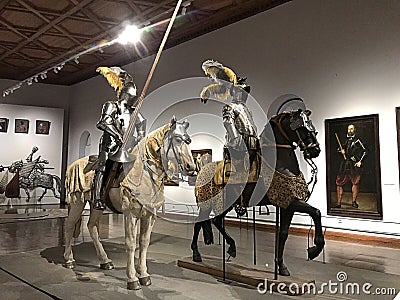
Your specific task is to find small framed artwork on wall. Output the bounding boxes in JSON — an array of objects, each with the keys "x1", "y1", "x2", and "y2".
[
  {"x1": 0, "y1": 118, "x2": 9, "y2": 133},
  {"x1": 15, "y1": 119, "x2": 29, "y2": 134},
  {"x1": 36, "y1": 120, "x2": 51, "y2": 135}
]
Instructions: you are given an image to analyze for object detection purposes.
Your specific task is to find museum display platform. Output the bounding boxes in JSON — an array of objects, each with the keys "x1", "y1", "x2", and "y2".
[{"x1": 0, "y1": 209, "x2": 399, "y2": 299}]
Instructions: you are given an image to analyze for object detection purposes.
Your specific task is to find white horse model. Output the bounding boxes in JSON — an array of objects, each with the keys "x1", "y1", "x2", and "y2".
[{"x1": 64, "y1": 117, "x2": 196, "y2": 290}]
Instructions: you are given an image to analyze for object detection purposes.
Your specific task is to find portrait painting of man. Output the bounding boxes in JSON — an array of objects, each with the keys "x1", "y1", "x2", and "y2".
[
  {"x1": 0, "y1": 118, "x2": 9, "y2": 133},
  {"x1": 36, "y1": 120, "x2": 51, "y2": 135},
  {"x1": 15, "y1": 119, "x2": 29, "y2": 134},
  {"x1": 325, "y1": 114, "x2": 382, "y2": 220}
]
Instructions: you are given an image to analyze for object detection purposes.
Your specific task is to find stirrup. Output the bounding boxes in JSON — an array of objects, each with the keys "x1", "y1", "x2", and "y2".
[{"x1": 234, "y1": 204, "x2": 246, "y2": 217}]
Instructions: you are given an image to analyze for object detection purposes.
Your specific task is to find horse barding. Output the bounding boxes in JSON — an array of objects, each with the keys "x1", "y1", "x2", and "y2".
[
  {"x1": 191, "y1": 97, "x2": 324, "y2": 277},
  {"x1": 64, "y1": 117, "x2": 196, "y2": 290}
]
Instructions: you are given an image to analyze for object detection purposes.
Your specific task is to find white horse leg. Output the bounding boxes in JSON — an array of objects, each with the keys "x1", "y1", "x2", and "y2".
[
  {"x1": 124, "y1": 209, "x2": 140, "y2": 290},
  {"x1": 64, "y1": 200, "x2": 85, "y2": 268},
  {"x1": 136, "y1": 209, "x2": 156, "y2": 286},
  {"x1": 87, "y1": 204, "x2": 113, "y2": 269}
]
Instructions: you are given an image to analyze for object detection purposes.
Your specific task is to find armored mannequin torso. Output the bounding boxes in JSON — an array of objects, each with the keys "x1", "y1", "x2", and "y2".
[
  {"x1": 223, "y1": 101, "x2": 258, "y2": 150},
  {"x1": 93, "y1": 66, "x2": 146, "y2": 210}
]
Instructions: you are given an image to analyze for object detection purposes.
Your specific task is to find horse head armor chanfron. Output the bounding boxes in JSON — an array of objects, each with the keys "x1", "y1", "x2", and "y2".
[
  {"x1": 266, "y1": 94, "x2": 320, "y2": 160},
  {"x1": 160, "y1": 117, "x2": 195, "y2": 181}
]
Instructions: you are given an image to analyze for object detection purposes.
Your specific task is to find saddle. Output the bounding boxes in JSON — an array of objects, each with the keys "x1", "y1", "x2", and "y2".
[
  {"x1": 213, "y1": 155, "x2": 260, "y2": 186},
  {"x1": 83, "y1": 155, "x2": 99, "y2": 173}
]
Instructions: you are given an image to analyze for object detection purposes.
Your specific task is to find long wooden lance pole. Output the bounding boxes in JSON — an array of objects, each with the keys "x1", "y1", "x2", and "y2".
[{"x1": 122, "y1": 0, "x2": 183, "y2": 148}]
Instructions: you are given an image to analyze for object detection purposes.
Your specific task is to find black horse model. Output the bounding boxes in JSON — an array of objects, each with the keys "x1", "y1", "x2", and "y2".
[{"x1": 190, "y1": 107, "x2": 324, "y2": 276}]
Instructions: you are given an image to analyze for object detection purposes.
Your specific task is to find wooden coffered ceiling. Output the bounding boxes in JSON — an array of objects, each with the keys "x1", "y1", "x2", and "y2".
[{"x1": 0, "y1": 0, "x2": 290, "y2": 85}]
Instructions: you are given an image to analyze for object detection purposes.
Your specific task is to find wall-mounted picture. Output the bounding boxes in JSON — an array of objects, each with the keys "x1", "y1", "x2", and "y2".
[
  {"x1": 15, "y1": 119, "x2": 29, "y2": 134},
  {"x1": 325, "y1": 114, "x2": 382, "y2": 220},
  {"x1": 0, "y1": 118, "x2": 9, "y2": 133},
  {"x1": 36, "y1": 120, "x2": 51, "y2": 135},
  {"x1": 188, "y1": 149, "x2": 212, "y2": 186}
]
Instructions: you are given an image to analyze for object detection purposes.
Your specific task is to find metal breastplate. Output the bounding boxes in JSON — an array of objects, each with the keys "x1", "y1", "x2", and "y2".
[
  {"x1": 230, "y1": 103, "x2": 257, "y2": 137},
  {"x1": 114, "y1": 103, "x2": 132, "y2": 136}
]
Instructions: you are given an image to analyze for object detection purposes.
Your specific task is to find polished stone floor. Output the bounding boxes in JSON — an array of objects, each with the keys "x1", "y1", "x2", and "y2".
[{"x1": 0, "y1": 203, "x2": 400, "y2": 299}]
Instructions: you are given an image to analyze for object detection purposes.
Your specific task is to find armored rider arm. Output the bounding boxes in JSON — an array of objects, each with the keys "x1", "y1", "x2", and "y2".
[
  {"x1": 96, "y1": 101, "x2": 123, "y2": 144},
  {"x1": 222, "y1": 104, "x2": 243, "y2": 150},
  {"x1": 200, "y1": 84, "x2": 230, "y2": 102}
]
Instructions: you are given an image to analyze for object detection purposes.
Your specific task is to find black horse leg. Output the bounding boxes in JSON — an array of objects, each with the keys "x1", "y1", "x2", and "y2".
[
  {"x1": 191, "y1": 207, "x2": 212, "y2": 262},
  {"x1": 38, "y1": 188, "x2": 47, "y2": 201},
  {"x1": 212, "y1": 212, "x2": 236, "y2": 258},
  {"x1": 277, "y1": 208, "x2": 294, "y2": 276},
  {"x1": 288, "y1": 200, "x2": 325, "y2": 260}
]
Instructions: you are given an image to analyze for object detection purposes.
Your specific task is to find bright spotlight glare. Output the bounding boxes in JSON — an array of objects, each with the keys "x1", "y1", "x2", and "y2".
[{"x1": 117, "y1": 25, "x2": 142, "y2": 45}]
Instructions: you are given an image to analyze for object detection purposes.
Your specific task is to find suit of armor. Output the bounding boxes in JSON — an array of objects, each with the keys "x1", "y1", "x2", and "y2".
[
  {"x1": 93, "y1": 67, "x2": 146, "y2": 210},
  {"x1": 201, "y1": 60, "x2": 260, "y2": 214},
  {"x1": 200, "y1": 60, "x2": 258, "y2": 154}
]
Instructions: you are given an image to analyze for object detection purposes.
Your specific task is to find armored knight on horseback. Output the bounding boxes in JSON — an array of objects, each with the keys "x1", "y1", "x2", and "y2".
[
  {"x1": 200, "y1": 60, "x2": 260, "y2": 214},
  {"x1": 93, "y1": 67, "x2": 146, "y2": 210}
]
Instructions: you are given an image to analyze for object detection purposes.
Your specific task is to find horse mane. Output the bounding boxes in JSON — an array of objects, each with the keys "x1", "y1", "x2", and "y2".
[{"x1": 142, "y1": 123, "x2": 171, "y2": 167}]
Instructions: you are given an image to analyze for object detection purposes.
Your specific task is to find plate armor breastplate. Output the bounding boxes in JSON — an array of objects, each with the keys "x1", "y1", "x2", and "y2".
[
  {"x1": 230, "y1": 103, "x2": 257, "y2": 137},
  {"x1": 114, "y1": 102, "x2": 132, "y2": 136}
]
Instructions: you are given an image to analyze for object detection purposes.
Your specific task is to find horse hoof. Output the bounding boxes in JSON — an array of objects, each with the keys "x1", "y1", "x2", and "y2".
[
  {"x1": 100, "y1": 262, "x2": 114, "y2": 270},
  {"x1": 227, "y1": 244, "x2": 236, "y2": 258},
  {"x1": 139, "y1": 276, "x2": 151, "y2": 286},
  {"x1": 64, "y1": 261, "x2": 75, "y2": 269},
  {"x1": 192, "y1": 252, "x2": 202, "y2": 262},
  {"x1": 307, "y1": 244, "x2": 324, "y2": 260},
  {"x1": 127, "y1": 281, "x2": 141, "y2": 290},
  {"x1": 278, "y1": 262, "x2": 291, "y2": 276}
]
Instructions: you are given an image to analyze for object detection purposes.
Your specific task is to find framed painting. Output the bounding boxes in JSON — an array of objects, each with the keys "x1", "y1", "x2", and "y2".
[
  {"x1": 15, "y1": 119, "x2": 29, "y2": 134},
  {"x1": 325, "y1": 114, "x2": 382, "y2": 219},
  {"x1": 0, "y1": 118, "x2": 9, "y2": 133},
  {"x1": 188, "y1": 149, "x2": 212, "y2": 186},
  {"x1": 36, "y1": 120, "x2": 51, "y2": 135}
]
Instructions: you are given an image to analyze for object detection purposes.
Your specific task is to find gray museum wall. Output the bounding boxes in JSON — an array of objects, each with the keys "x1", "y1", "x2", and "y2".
[
  {"x1": 65, "y1": 0, "x2": 400, "y2": 235},
  {"x1": 0, "y1": 79, "x2": 69, "y2": 202}
]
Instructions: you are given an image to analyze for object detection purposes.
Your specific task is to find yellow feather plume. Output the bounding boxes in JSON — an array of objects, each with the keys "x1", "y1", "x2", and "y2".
[{"x1": 96, "y1": 67, "x2": 123, "y2": 96}]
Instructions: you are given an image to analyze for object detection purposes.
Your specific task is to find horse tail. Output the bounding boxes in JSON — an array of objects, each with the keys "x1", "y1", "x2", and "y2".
[{"x1": 53, "y1": 175, "x2": 62, "y2": 198}]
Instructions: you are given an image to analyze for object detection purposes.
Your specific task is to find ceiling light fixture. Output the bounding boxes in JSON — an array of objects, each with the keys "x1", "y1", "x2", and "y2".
[{"x1": 117, "y1": 24, "x2": 142, "y2": 45}]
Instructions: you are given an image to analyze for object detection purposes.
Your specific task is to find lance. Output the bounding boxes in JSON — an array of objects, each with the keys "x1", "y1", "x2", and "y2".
[
  {"x1": 122, "y1": 0, "x2": 183, "y2": 148},
  {"x1": 335, "y1": 133, "x2": 347, "y2": 160}
]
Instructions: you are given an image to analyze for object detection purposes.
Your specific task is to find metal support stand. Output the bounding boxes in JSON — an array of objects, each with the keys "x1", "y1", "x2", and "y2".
[
  {"x1": 274, "y1": 207, "x2": 280, "y2": 280},
  {"x1": 253, "y1": 206, "x2": 256, "y2": 265}
]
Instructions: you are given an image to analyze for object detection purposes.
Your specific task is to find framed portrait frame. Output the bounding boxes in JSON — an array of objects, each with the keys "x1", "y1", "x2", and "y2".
[
  {"x1": 325, "y1": 114, "x2": 382, "y2": 220},
  {"x1": 0, "y1": 118, "x2": 9, "y2": 133},
  {"x1": 15, "y1": 119, "x2": 29, "y2": 134},
  {"x1": 396, "y1": 107, "x2": 400, "y2": 188},
  {"x1": 36, "y1": 120, "x2": 51, "y2": 135},
  {"x1": 188, "y1": 149, "x2": 212, "y2": 186}
]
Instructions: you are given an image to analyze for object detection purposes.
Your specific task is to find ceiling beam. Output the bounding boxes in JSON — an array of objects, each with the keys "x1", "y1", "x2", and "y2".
[
  {"x1": 0, "y1": 0, "x2": 95, "y2": 61},
  {"x1": 68, "y1": 0, "x2": 110, "y2": 34},
  {"x1": 16, "y1": 0, "x2": 82, "y2": 46},
  {"x1": 0, "y1": 0, "x2": 12, "y2": 11},
  {"x1": 5, "y1": 4, "x2": 119, "y2": 26}
]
